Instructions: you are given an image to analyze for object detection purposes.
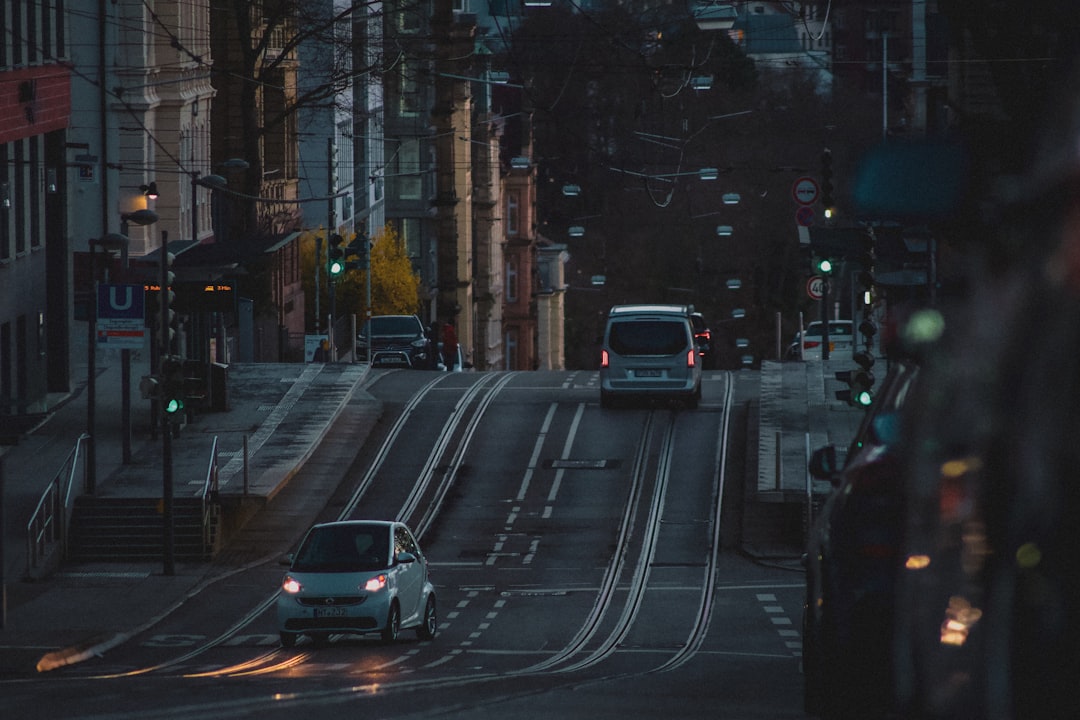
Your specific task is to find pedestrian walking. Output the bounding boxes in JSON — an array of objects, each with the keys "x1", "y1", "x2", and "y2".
[
  {"x1": 442, "y1": 320, "x2": 458, "y2": 371},
  {"x1": 427, "y1": 321, "x2": 440, "y2": 370}
]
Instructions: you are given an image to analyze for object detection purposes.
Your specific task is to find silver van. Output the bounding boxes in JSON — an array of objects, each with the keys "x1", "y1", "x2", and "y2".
[{"x1": 599, "y1": 304, "x2": 703, "y2": 409}]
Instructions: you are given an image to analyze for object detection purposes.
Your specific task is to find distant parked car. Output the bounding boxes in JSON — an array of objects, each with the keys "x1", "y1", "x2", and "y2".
[
  {"x1": 802, "y1": 359, "x2": 920, "y2": 719},
  {"x1": 436, "y1": 342, "x2": 472, "y2": 372},
  {"x1": 277, "y1": 520, "x2": 437, "y2": 648},
  {"x1": 690, "y1": 311, "x2": 713, "y2": 367},
  {"x1": 786, "y1": 320, "x2": 854, "y2": 360},
  {"x1": 358, "y1": 315, "x2": 435, "y2": 369}
]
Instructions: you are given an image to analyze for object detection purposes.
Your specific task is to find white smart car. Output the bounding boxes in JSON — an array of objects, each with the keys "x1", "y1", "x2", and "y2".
[{"x1": 277, "y1": 520, "x2": 437, "y2": 647}]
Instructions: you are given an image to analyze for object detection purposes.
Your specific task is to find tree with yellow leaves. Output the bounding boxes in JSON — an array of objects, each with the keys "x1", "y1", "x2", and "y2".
[{"x1": 300, "y1": 225, "x2": 421, "y2": 333}]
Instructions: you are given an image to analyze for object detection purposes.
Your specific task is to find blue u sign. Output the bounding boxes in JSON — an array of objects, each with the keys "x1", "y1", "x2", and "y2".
[{"x1": 98, "y1": 283, "x2": 145, "y2": 319}]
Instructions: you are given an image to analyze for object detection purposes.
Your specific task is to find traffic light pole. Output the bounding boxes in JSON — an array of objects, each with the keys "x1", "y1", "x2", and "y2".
[
  {"x1": 820, "y1": 278, "x2": 830, "y2": 361},
  {"x1": 160, "y1": 230, "x2": 175, "y2": 576}
]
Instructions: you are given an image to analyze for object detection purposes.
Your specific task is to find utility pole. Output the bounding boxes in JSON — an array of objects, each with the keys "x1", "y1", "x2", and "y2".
[{"x1": 314, "y1": 235, "x2": 322, "y2": 335}]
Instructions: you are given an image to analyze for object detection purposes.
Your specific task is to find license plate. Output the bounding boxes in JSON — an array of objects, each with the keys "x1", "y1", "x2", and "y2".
[
  {"x1": 314, "y1": 606, "x2": 348, "y2": 618},
  {"x1": 635, "y1": 369, "x2": 662, "y2": 378}
]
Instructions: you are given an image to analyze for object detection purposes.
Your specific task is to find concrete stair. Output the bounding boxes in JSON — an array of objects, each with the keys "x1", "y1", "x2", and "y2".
[{"x1": 68, "y1": 496, "x2": 219, "y2": 562}]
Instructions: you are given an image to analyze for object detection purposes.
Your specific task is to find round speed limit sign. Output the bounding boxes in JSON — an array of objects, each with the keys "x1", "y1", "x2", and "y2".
[{"x1": 807, "y1": 275, "x2": 826, "y2": 300}]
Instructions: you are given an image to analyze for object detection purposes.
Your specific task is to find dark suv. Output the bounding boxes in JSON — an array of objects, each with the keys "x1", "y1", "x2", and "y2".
[{"x1": 358, "y1": 315, "x2": 434, "y2": 369}]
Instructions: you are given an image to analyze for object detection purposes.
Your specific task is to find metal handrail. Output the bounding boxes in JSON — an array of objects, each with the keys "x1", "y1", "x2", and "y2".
[
  {"x1": 26, "y1": 433, "x2": 89, "y2": 577},
  {"x1": 200, "y1": 436, "x2": 219, "y2": 554}
]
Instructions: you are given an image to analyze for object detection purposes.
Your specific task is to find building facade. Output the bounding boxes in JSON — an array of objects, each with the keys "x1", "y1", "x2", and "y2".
[{"x1": 0, "y1": 2, "x2": 71, "y2": 422}]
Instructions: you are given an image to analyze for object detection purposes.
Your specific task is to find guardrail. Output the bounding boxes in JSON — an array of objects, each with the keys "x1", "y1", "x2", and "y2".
[
  {"x1": 26, "y1": 433, "x2": 89, "y2": 578},
  {"x1": 201, "y1": 436, "x2": 219, "y2": 554}
]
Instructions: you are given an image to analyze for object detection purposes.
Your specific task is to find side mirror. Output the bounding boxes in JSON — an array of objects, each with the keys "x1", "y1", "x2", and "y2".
[
  {"x1": 808, "y1": 445, "x2": 839, "y2": 482},
  {"x1": 395, "y1": 551, "x2": 417, "y2": 565},
  {"x1": 279, "y1": 553, "x2": 294, "y2": 567}
]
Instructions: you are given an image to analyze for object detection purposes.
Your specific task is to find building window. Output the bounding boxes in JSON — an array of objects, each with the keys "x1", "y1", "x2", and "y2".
[
  {"x1": 401, "y1": 217, "x2": 421, "y2": 259},
  {"x1": 505, "y1": 326, "x2": 518, "y2": 369},
  {"x1": 29, "y1": 136, "x2": 41, "y2": 250},
  {"x1": 14, "y1": 140, "x2": 25, "y2": 255},
  {"x1": 0, "y1": 144, "x2": 9, "y2": 262},
  {"x1": 398, "y1": 5, "x2": 423, "y2": 33},
  {"x1": 394, "y1": 139, "x2": 422, "y2": 200},
  {"x1": 399, "y1": 60, "x2": 422, "y2": 117},
  {"x1": 506, "y1": 191, "x2": 520, "y2": 236},
  {"x1": 506, "y1": 258, "x2": 518, "y2": 302}
]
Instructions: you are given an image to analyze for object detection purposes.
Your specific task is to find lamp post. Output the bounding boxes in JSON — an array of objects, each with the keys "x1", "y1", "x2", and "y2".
[
  {"x1": 85, "y1": 232, "x2": 132, "y2": 494},
  {"x1": 191, "y1": 160, "x2": 248, "y2": 367}
]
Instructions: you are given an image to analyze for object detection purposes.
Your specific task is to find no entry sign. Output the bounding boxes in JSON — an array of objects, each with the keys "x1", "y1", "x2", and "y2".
[{"x1": 792, "y1": 177, "x2": 820, "y2": 206}]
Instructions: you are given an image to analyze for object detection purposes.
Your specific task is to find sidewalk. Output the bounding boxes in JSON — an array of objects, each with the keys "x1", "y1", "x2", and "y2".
[{"x1": 0, "y1": 350, "x2": 373, "y2": 676}]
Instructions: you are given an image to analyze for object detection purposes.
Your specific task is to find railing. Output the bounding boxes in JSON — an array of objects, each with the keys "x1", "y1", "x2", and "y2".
[
  {"x1": 26, "y1": 433, "x2": 89, "y2": 578},
  {"x1": 200, "y1": 436, "x2": 220, "y2": 554}
]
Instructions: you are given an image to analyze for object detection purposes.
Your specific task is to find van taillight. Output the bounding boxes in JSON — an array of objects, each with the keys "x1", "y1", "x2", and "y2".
[
  {"x1": 601, "y1": 349, "x2": 610, "y2": 368},
  {"x1": 686, "y1": 349, "x2": 696, "y2": 367}
]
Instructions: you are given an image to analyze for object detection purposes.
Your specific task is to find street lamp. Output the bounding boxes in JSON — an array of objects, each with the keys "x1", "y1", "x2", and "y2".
[
  {"x1": 117, "y1": 210, "x2": 158, "y2": 465},
  {"x1": 610, "y1": 166, "x2": 720, "y2": 182},
  {"x1": 693, "y1": 2, "x2": 739, "y2": 31},
  {"x1": 191, "y1": 158, "x2": 248, "y2": 244}
]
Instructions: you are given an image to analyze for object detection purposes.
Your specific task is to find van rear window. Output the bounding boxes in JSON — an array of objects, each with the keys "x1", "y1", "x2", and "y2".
[{"x1": 609, "y1": 320, "x2": 689, "y2": 356}]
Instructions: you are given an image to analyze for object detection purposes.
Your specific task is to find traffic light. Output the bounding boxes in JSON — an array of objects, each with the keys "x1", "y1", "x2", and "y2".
[
  {"x1": 855, "y1": 231, "x2": 875, "y2": 304},
  {"x1": 328, "y1": 233, "x2": 345, "y2": 278},
  {"x1": 813, "y1": 255, "x2": 834, "y2": 275},
  {"x1": 344, "y1": 232, "x2": 370, "y2": 271},
  {"x1": 858, "y1": 318, "x2": 877, "y2": 350},
  {"x1": 149, "y1": 252, "x2": 179, "y2": 355},
  {"x1": 835, "y1": 351, "x2": 875, "y2": 407},
  {"x1": 161, "y1": 356, "x2": 185, "y2": 419},
  {"x1": 821, "y1": 148, "x2": 834, "y2": 218}
]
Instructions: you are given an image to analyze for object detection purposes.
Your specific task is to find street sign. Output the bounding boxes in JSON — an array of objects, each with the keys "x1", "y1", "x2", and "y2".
[
  {"x1": 795, "y1": 205, "x2": 815, "y2": 227},
  {"x1": 792, "y1": 176, "x2": 820, "y2": 206},
  {"x1": 96, "y1": 284, "x2": 146, "y2": 349},
  {"x1": 807, "y1": 275, "x2": 825, "y2": 300}
]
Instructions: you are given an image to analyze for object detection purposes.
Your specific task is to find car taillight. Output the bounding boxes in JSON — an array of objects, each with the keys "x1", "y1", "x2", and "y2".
[
  {"x1": 600, "y1": 349, "x2": 610, "y2": 368},
  {"x1": 686, "y1": 349, "x2": 696, "y2": 367},
  {"x1": 282, "y1": 575, "x2": 302, "y2": 594},
  {"x1": 364, "y1": 574, "x2": 388, "y2": 592},
  {"x1": 803, "y1": 341, "x2": 821, "y2": 349}
]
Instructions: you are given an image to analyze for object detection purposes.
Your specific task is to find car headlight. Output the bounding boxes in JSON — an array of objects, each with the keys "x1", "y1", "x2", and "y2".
[
  {"x1": 364, "y1": 574, "x2": 388, "y2": 592},
  {"x1": 282, "y1": 575, "x2": 303, "y2": 594},
  {"x1": 411, "y1": 338, "x2": 427, "y2": 349}
]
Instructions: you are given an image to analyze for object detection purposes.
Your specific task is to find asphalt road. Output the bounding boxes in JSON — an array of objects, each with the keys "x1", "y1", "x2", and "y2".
[{"x1": 3, "y1": 369, "x2": 808, "y2": 719}]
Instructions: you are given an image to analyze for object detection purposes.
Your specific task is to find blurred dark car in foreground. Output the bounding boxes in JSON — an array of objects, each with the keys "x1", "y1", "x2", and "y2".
[{"x1": 803, "y1": 359, "x2": 919, "y2": 719}]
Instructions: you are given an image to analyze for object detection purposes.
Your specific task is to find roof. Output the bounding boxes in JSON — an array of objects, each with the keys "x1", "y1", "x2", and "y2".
[{"x1": 608, "y1": 304, "x2": 692, "y2": 317}]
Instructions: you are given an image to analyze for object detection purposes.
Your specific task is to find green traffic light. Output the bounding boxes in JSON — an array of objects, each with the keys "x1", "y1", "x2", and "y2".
[
  {"x1": 164, "y1": 397, "x2": 184, "y2": 414},
  {"x1": 853, "y1": 389, "x2": 873, "y2": 407},
  {"x1": 329, "y1": 260, "x2": 344, "y2": 277},
  {"x1": 816, "y1": 257, "x2": 833, "y2": 274}
]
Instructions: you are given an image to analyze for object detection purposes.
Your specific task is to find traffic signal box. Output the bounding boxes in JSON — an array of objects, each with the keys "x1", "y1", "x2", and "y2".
[
  {"x1": 344, "y1": 233, "x2": 369, "y2": 271},
  {"x1": 161, "y1": 356, "x2": 185, "y2": 419},
  {"x1": 328, "y1": 233, "x2": 346, "y2": 278},
  {"x1": 821, "y1": 148, "x2": 835, "y2": 218},
  {"x1": 835, "y1": 321, "x2": 879, "y2": 407}
]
